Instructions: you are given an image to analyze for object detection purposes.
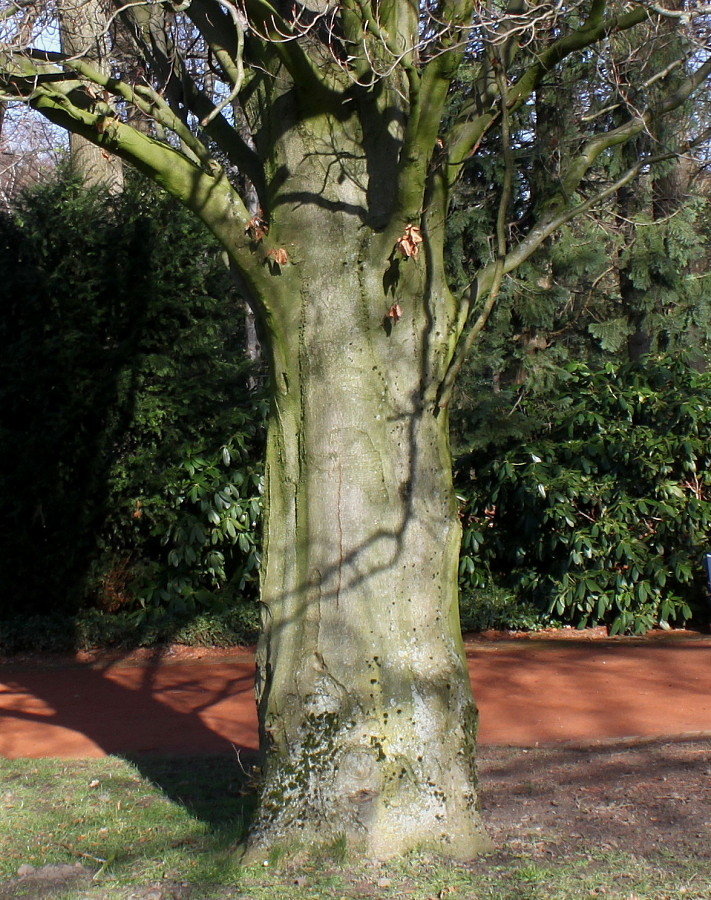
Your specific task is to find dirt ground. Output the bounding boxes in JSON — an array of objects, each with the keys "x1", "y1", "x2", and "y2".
[
  {"x1": 2, "y1": 628, "x2": 711, "y2": 757},
  {"x1": 477, "y1": 737, "x2": 711, "y2": 863}
]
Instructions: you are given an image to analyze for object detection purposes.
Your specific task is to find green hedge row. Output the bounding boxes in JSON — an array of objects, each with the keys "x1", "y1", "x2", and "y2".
[
  {"x1": 0, "y1": 606, "x2": 261, "y2": 656},
  {"x1": 0, "y1": 172, "x2": 264, "y2": 621}
]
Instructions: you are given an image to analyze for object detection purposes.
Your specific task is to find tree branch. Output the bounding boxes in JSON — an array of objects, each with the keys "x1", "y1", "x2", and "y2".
[
  {"x1": 437, "y1": 57, "x2": 514, "y2": 410},
  {"x1": 234, "y1": 0, "x2": 346, "y2": 105},
  {"x1": 437, "y1": 53, "x2": 711, "y2": 404},
  {"x1": 380, "y1": 0, "x2": 472, "y2": 241},
  {"x1": 0, "y1": 58, "x2": 280, "y2": 309},
  {"x1": 186, "y1": 0, "x2": 245, "y2": 90},
  {"x1": 446, "y1": 3, "x2": 651, "y2": 176},
  {"x1": 0, "y1": 0, "x2": 36, "y2": 24},
  {"x1": 198, "y1": 0, "x2": 246, "y2": 126},
  {"x1": 30, "y1": 50, "x2": 217, "y2": 170}
]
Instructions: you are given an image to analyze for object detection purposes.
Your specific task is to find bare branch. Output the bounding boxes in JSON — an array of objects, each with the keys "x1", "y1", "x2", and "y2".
[
  {"x1": 437, "y1": 54, "x2": 514, "y2": 410},
  {"x1": 446, "y1": 3, "x2": 652, "y2": 173},
  {"x1": 197, "y1": 0, "x2": 245, "y2": 126},
  {"x1": 436, "y1": 50, "x2": 711, "y2": 397}
]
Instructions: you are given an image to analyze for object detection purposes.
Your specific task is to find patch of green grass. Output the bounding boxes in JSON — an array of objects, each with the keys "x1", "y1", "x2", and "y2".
[
  {"x1": 0, "y1": 755, "x2": 252, "y2": 893},
  {"x1": 1, "y1": 758, "x2": 710, "y2": 899},
  {"x1": 380, "y1": 852, "x2": 711, "y2": 900}
]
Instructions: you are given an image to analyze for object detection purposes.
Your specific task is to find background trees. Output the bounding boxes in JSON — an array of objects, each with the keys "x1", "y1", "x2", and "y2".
[
  {"x1": 445, "y1": 6, "x2": 710, "y2": 396},
  {"x1": 0, "y1": 167, "x2": 706, "y2": 643},
  {"x1": 442, "y1": 10, "x2": 710, "y2": 636},
  {"x1": 0, "y1": 3, "x2": 708, "y2": 640},
  {"x1": 57, "y1": 0, "x2": 124, "y2": 189}
]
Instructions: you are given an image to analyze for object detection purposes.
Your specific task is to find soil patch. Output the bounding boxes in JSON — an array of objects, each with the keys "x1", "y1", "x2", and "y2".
[
  {"x1": 0, "y1": 863, "x2": 93, "y2": 900},
  {"x1": 476, "y1": 737, "x2": 711, "y2": 865}
]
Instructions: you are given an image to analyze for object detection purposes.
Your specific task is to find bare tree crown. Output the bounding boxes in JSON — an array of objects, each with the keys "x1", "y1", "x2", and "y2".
[{"x1": 1, "y1": 0, "x2": 709, "y2": 359}]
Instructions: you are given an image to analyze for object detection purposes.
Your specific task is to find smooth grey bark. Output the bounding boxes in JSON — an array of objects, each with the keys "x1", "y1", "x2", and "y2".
[
  {"x1": 238, "y1": 112, "x2": 490, "y2": 859},
  {"x1": 58, "y1": 0, "x2": 123, "y2": 191},
  {"x1": 249, "y1": 256, "x2": 489, "y2": 860}
]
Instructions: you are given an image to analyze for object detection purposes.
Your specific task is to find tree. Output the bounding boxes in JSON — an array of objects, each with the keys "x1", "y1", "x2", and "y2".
[
  {"x1": 1, "y1": 0, "x2": 709, "y2": 860},
  {"x1": 57, "y1": 0, "x2": 124, "y2": 188},
  {"x1": 445, "y1": 13, "x2": 711, "y2": 397},
  {"x1": 0, "y1": 104, "x2": 62, "y2": 206}
]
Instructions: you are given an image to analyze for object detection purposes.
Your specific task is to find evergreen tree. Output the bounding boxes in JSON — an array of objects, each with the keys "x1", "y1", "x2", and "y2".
[{"x1": 0, "y1": 173, "x2": 262, "y2": 618}]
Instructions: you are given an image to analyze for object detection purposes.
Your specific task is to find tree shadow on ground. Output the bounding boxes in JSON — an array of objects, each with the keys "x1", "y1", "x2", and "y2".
[
  {"x1": 0, "y1": 647, "x2": 260, "y2": 830},
  {"x1": 123, "y1": 753, "x2": 259, "y2": 832},
  {"x1": 476, "y1": 738, "x2": 711, "y2": 864}
]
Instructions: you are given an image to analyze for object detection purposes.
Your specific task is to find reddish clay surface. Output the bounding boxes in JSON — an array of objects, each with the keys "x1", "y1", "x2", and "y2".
[{"x1": 1, "y1": 631, "x2": 710, "y2": 759}]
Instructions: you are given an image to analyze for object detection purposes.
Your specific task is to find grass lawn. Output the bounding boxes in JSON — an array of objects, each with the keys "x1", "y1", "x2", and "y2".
[{"x1": 1, "y1": 753, "x2": 709, "y2": 899}]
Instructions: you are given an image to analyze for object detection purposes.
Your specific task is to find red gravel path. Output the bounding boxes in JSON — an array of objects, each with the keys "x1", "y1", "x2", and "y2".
[{"x1": 1, "y1": 632, "x2": 710, "y2": 758}]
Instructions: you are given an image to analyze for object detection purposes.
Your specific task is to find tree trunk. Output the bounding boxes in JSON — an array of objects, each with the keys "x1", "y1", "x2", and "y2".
[
  {"x1": 251, "y1": 305, "x2": 488, "y2": 858},
  {"x1": 58, "y1": 0, "x2": 123, "y2": 192},
  {"x1": 239, "y1": 118, "x2": 490, "y2": 853}
]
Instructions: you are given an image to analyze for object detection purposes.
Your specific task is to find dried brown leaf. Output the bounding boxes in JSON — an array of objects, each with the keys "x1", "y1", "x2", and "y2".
[
  {"x1": 245, "y1": 209, "x2": 269, "y2": 241},
  {"x1": 267, "y1": 247, "x2": 288, "y2": 266},
  {"x1": 396, "y1": 223, "x2": 424, "y2": 258}
]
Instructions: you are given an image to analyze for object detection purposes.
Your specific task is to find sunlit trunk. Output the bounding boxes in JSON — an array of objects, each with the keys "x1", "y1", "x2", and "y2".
[{"x1": 242, "y1": 172, "x2": 489, "y2": 855}]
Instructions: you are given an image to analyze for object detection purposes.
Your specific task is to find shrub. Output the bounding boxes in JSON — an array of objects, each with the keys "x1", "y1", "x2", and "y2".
[
  {"x1": 0, "y1": 171, "x2": 265, "y2": 619},
  {"x1": 0, "y1": 605, "x2": 260, "y2": 656},
  {"x1": 457, "y1": 357, "x2": 710, "y2": 634}
]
